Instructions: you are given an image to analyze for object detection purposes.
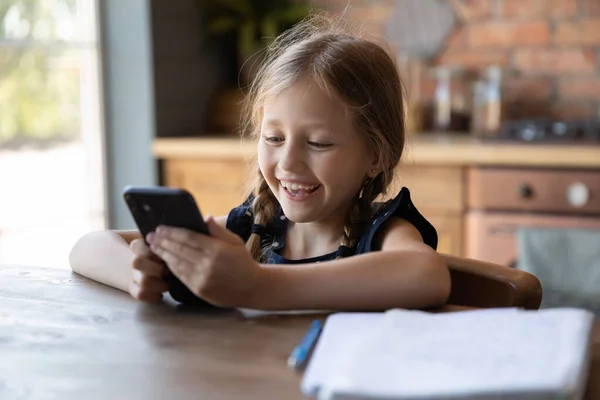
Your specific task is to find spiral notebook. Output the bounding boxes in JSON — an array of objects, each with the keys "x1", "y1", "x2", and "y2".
[{"x1": 302, "y1": 308, "x2": 594, "y2": 400}]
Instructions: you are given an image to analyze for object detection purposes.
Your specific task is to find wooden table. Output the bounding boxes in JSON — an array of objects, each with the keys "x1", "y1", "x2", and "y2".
[{"x1": 1, "y1": 265, "x2": 599, "y2": 399}]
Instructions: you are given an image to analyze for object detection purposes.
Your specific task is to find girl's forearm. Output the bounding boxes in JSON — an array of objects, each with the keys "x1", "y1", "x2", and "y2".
[
  {"x1": 255, "y1": 249, "x2": 450, "y2": 311},
  {"x1": 68, "y1": 230, "x2": 138, "y2": 292}
]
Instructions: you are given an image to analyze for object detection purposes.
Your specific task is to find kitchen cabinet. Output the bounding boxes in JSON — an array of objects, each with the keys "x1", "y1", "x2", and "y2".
[
  {"x1": 392, "y1": 165, "x2": 465, "y2": 255},
  {"x1": 163, "y1": 158, "x2": 250, "y2": 217},
  {"x1": 154, "y1": 135, "x2": 600, "y2": 258}
]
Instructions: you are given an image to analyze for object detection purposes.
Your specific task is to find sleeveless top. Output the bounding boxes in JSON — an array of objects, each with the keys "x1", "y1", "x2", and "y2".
[{"x1": 226, "y1": 187, "x2": 437, "y2": 264}]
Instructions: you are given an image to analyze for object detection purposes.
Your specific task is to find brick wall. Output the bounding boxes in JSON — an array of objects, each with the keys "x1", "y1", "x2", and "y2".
[{"x1": 312, "y1": 0, "x2": 600, "y2": 122}]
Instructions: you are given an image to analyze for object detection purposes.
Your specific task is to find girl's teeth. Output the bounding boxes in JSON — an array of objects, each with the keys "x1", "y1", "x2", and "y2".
[
  {"x1": 282, "y1": 182, "x2": 318, "y2": 190},
  {"x1": 281, "y1": 181, "x2": 319, "y2": 195}
]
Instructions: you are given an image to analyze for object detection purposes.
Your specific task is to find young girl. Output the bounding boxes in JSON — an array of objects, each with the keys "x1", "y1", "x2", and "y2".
[{"x1": 69, "y1": 13, "x2": 450, "y2": 311}]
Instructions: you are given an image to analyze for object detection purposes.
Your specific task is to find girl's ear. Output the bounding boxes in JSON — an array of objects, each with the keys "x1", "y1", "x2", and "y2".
[{"x1": 366, "y1": 158, "x2": 380, "y2": 178}]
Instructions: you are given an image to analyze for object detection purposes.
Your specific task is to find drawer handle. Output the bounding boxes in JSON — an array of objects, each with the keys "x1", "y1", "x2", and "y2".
[
  {"x1": 566, "y1": 182, "x2": 590, "y2": 208},
  {"x1": 518, "y1": 183, "x2": 535, "y2": 199}
]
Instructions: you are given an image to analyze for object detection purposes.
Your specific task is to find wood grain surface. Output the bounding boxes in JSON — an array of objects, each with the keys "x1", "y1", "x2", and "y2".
[{"x1": 1, "y1": 265, "x2": 598, "y2": 399}]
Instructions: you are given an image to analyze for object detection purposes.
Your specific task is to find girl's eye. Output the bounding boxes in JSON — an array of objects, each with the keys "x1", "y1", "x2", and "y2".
[
  {"x1": 308, "y1": 141, "x2": 332, "y2": 149},
  {"x1": 263, "y1": 136, "x2": 284, "y2": 144}
]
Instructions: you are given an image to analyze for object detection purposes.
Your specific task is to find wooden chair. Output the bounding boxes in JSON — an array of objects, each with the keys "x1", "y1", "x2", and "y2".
[{"x1": 442, "y1": 254, "x2": 543, "y2": 310}]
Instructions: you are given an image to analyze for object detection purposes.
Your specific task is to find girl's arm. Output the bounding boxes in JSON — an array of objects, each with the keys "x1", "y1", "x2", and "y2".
[
  {"x1": 68, "y1": 230, "x2": 138, "y2": 292},
  {"x1": 68, "y1": 217, "x2": 229, "y2": 292},
  {"x1": 255, "y1": 218, "x2": 451, "y2": 311}
]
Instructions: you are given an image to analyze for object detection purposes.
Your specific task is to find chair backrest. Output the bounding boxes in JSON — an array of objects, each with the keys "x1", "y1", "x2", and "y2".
[{"x1": 442, "y1": 254, "x2": 543, "y2": 310}]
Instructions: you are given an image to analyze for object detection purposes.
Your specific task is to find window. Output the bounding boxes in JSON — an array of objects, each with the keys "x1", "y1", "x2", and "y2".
[{"x1": 0, "y1": 0, "x2": 105, "y2": 268}]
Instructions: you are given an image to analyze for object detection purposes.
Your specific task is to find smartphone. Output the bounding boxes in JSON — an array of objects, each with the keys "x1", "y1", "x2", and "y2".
[{"x1": 122, "y1": 185, "x2": 217, "y2": 306}]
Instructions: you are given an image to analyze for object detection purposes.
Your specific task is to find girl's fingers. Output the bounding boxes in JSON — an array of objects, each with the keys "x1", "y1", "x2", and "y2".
[
  {"x1": 151, "y1": 245, "x2": 196, "y2": 280},
  {"x1": 141, "y1": 274, "x2": 170, "y2": 293},
  {"x1": 130, "y1": 238, "x2": 151, "y2": 256},
  {"x1": 132, "y1": 269, "x2": 170, "y2": 292},
  {"x1": 130, "y1": 238, "x2": 163, "y2": 262},
  {"x1": 128, "y1": 280, "x2": 163, "y2": 303},
  {"x1": 151, "y1": 237, "x2": 206, "y2": 265},
  {"x1": 154, "y1": 226, "x2": 208, "y2": 250},
  {"x1": 132, "y1": 254, "x2": 167, "y2": 278}
]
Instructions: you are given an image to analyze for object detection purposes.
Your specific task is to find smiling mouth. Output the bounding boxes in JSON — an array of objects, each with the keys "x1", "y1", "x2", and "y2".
[{"x1": 279, "y1": 181, "x2": 321, "y2": 197}]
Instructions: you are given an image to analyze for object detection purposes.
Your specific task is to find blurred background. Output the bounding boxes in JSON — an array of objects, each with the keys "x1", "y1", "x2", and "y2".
[
  {"x1": 0, "y1": 0, "x2": 599, "y2": 310},
  {"x1": 0, "y1": 0, "x2": 104, "y2": 268}
]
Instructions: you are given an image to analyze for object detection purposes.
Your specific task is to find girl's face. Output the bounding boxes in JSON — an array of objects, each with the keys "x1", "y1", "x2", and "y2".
[{"x1": 258, "y1": 77, "x2": 377, "y2": 225}]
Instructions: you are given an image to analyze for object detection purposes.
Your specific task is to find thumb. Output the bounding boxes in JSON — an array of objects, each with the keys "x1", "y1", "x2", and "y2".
[{"x1": 205, "y1": 215, "x2": 243, "y2": 245}]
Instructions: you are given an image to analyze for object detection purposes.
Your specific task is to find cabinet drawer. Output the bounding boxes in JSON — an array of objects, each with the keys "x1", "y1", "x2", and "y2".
[
  {"x1": 465, "y1": 210, "x2": 600, "y2": 266},
  {"x1": 467, "y1": 167, "x2": 600, "y2": 214},
  {"x1": 390, "y1": 166, "x2": 465, "y2": 213}
]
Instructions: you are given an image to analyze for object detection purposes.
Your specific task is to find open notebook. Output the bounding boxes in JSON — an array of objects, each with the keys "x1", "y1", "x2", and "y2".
[{"x1": 302, "y1": 308, "x2": 595, "y2": 400}]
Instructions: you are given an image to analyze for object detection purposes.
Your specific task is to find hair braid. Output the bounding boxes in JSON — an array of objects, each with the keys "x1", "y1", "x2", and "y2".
[
  {"x1": 337, "y1": 174, "x2": 385, "y2": 258},
  {"x1": 246, "y1": 172, "x2": 278, "y2": 263}
]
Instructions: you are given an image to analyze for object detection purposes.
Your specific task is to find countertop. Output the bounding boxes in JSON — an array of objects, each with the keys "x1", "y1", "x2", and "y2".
[{"x1": 153, "y1": 134, "x2": 600, "y2": 168}]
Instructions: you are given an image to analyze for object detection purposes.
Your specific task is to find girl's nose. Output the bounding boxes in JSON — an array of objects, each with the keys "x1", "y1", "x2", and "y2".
[{"x1": 279, "y1": 143, "x2": 305, "y2": 172}]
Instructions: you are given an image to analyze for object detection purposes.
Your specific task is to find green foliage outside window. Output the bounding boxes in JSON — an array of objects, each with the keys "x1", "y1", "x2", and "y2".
[{"x1": 0, "y1": 0, "x2": 80, "y2": 147}]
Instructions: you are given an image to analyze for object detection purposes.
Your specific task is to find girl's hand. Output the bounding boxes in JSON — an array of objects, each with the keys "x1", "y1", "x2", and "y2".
[
  {"x1": 128, "y1": 239, "x2": 171, "y2": 303},
  {"x1": 147, "y1": 216, "x2": 265, "y2": 308}
]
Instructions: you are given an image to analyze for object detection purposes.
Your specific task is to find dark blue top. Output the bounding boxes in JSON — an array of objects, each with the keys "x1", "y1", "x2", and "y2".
[{"x1": 226, "y1": 187, "x2": 437, "y2": 264}]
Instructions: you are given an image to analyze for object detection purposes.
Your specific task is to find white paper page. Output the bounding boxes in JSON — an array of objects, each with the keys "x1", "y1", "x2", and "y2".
[
  {"x1": 301, "y1": 312, "x2": 385, "y2": 397},
  {"x1": 321, "y1": 308, "x2": 594, "y2": 400},
  {"x1": 237, "y1": 308, "x2": 330, "y2": 319}
]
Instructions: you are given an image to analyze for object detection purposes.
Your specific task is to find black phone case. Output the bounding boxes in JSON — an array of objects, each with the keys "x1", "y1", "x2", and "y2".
[{"x1": 122, "y1": 185, "x2": 219, "y2": 307}]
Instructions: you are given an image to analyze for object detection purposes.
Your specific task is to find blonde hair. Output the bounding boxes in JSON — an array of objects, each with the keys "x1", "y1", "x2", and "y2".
[{"x1": 241, "y1": 12, "x2": 406, "y2": 263}]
